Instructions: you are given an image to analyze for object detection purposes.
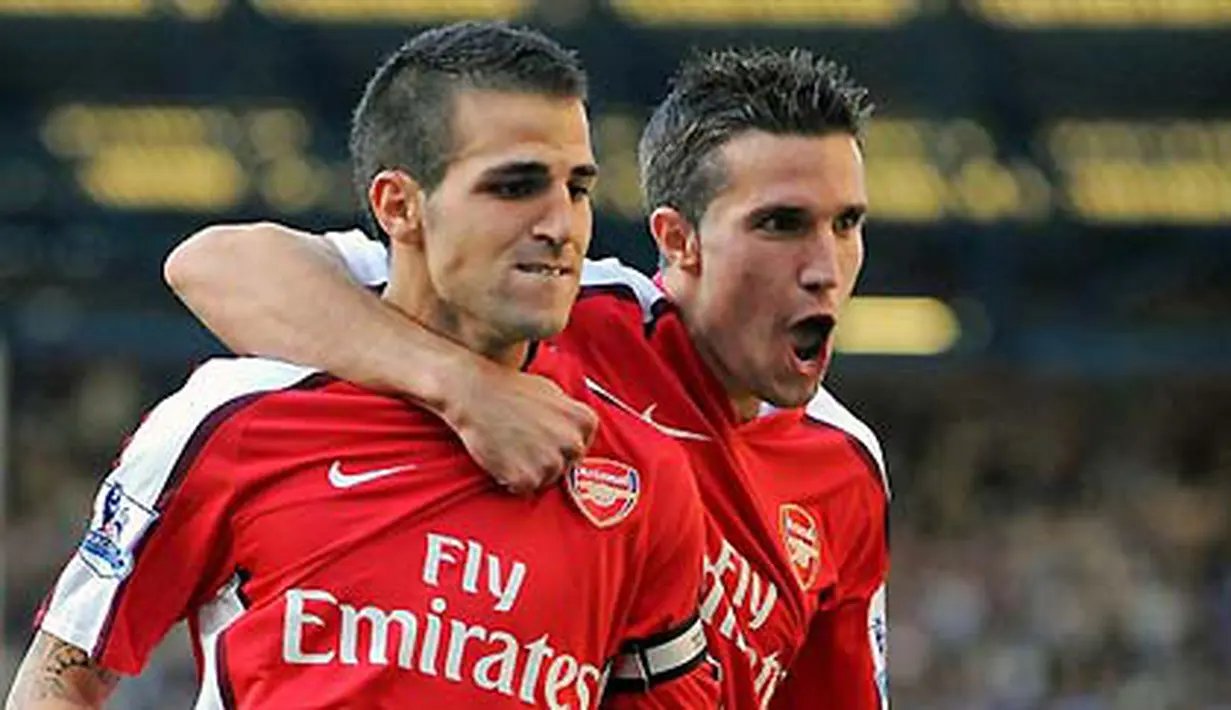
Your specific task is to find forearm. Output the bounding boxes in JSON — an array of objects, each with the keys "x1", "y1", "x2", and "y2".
[
  {"x1": 5, "y1": 632, "x2": 118, "y2": 710},
  {"x1": 165, "y1": 222, "x2": 479, "y2": 415},
  {"x1": 166, "y1": 221, "x2": 597, "y2": 490}
]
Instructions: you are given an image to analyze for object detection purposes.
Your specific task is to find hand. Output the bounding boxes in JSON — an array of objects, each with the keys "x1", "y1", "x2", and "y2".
[{"x1": 442, "y1": 361, "x2": 598, "y2": 494}]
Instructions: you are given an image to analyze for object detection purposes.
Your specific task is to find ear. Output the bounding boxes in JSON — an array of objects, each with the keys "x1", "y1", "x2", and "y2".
[
  {"x1": 368, "y1": 169, "x2": 424, "y2": 246},
  {"x1": 648, "y1": 206, "x2": 700, "y2": 274}
]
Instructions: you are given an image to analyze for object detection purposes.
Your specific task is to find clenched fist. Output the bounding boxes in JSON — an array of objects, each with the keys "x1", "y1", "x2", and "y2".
[{"x1": 441, "y1": 359, "x2": 598, "y2": 494}]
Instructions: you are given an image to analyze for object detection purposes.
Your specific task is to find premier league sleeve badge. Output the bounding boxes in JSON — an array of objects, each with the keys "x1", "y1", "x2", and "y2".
[{"x1": 79, "y1": 481, "x2": 158, "y2": 579}]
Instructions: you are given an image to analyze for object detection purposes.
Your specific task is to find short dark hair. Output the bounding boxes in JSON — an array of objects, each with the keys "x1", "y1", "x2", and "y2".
[
  {"x1": 639, "y1": 47, "x2": 874, "y2": 224},
  {"x1": 350, "y1": 21, "x2": 587, "y2": 232}
]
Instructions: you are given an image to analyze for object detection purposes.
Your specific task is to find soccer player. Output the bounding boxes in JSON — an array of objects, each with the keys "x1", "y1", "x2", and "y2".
[
  {"x1": 166, "y1": 48, "x2": 890, "y2": 709},
  {"x1": 6, "y1": 23, "x2": 718, "y2": 709}
]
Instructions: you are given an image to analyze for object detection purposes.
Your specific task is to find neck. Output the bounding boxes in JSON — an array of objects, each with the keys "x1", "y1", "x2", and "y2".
[
  {"x1": 384, "y1": 252, "x2": 529, "y2": 370},
  {"x1": 729, "y1": 394, "x2": 761, "y2": 423},
  {"x1": 661, "y1": 267, "x2": 760, "y2": 423}
]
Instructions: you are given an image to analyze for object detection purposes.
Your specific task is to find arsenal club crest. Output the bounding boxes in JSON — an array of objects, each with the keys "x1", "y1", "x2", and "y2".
[
  {"x1": 567, "y1": 458, "x2": 641, "y2": 528},
  {"x1": 779, "y1": 503, "x2": 823, "y2": 590}
]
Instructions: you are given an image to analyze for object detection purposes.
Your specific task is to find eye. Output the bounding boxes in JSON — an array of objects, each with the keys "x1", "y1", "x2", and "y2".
[
  {"x1": 567, "y1": 183, "x2": 593, "y2": 202},
  {"x1": 487, "y1": 177, "x2": 545, "y2": 200},
  {"x1": 755, "y1": 208, "x2": 810, "y2": 236},
  {"x1": 833, "y1": 209, "x2": 865, "y2": 234}
]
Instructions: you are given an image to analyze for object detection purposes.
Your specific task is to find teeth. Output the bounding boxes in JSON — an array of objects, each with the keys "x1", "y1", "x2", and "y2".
[{"x1": 521, "y1": 265, "x2": 566, "y2": 276}]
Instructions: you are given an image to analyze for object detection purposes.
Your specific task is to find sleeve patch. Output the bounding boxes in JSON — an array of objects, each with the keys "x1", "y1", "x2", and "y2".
[
  {"x1": 78, "y1": 481, "x2": 159, "y2": 580},
  {"x1": 868, "y1": 583, "x2": 889, "y2": 709}
]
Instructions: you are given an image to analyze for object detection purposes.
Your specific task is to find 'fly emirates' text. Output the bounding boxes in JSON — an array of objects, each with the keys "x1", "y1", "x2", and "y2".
[
  {"x1": 702, "y1": 536, "x2": 789, "y2": 708},
  {"x1": 281, "y1": 533, "x2": 606, "y2": 708}
]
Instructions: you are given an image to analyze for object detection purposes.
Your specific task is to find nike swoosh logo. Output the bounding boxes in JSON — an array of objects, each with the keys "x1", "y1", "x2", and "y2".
[
  {"x1": 327, "y1": 461, "x2": 418, "y2": 489},
  {"x1": 585, "y1": 378, "x2": 712, "y2": 442}
]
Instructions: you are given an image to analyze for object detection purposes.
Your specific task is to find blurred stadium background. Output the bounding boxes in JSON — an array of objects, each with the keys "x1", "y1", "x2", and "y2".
[{"x1": 2, "y1": 0, "x2": 1230, "y2": 707}]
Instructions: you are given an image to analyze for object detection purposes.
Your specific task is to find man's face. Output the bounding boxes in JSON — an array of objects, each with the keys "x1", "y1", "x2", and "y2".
[
  {"x1": 418, "y1": 90, "x2": 597, "y2": 352},
  {"x1": 674, "y1": 130, "x2": 867, "y2": 411}
]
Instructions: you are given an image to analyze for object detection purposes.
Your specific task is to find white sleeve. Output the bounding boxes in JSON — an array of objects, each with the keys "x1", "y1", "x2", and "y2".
[
  {"x1": 321, "y1": 229, "x2": 390, "y2": 287},
  {"x1": 804, "y1": 387, "x2": 890, "y2": 499},
  {"x1": 579, "y1": 257, "x2": 667, "y2": 323},
  {"x1": 39, "y1": 358, "x2": 319, "y2": 669}
]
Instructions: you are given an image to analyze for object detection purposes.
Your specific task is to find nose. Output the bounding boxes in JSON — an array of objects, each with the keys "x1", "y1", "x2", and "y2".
[
  {"x1": 532, "y1": 185, "x2": 578, "y2": 253},
  {"x1": 799, "y1": 232, "x2": 840, "y2": 298}
]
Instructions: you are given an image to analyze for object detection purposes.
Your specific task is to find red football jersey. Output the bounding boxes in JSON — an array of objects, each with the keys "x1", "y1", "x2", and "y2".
[
  {"x1": 317, "y1": 231, "x2": 891, "y2": 709},
  {"x1": 564, "y1": 260, "x2": 891, "y2": 710},
  {"x1": 39, "y1": 344, "x2": 717, "y2": 709}
]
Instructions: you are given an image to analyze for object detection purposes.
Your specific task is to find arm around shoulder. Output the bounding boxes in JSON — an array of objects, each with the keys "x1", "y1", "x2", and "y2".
[
  {"x1": 163, "y1": 221, "x2": 370, "y2": 357},
  {"x1": 162, "y1": 221, "x2": 454, "y2": 403},
  {"x1": 164, "y1": 220, "x2": 597, "y2": 492}
]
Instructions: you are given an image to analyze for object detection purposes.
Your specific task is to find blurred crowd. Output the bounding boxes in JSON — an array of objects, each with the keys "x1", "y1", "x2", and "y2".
[
  {"x1": 3, "y1": 358, "x2": 1229, "y2": 709},
  {"x1": 856, "y1": 372, "x2": 1231, "y2": 710}
]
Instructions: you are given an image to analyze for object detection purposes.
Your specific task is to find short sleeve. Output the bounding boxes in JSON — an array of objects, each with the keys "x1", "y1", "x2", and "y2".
[{"x1": 37, "y1": 358, "x2": 317, "y2": 674}]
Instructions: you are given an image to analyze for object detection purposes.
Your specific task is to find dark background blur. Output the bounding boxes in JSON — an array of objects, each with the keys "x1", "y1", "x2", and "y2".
[{"x1": 2, "y1": 1, "x2": 1229, "y2": 708}]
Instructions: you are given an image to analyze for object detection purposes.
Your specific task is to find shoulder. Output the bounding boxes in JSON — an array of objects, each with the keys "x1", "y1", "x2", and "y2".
[
  {"x1": 122, "y1": 359, "x2": 324, "y2": 469},
  {"x1": 321, "y1": 228, "x2": 389, "y2": 287},
  {"x1": 143, "y1": 355, "x2": 320, "y2": 427},
  {"x1": 584, "y1": 390, "x2": 700, "y2": 510},
  {"x1": 89, "y1": 357, "x2": 324, "y2": 523},
  {"x1": 578, "y1": 258, "x2": 667, "y2": 322},
  {"x1": 804, "y1": 386, "x2": 890, "y2": 499},
  {"x1": 186, "y1": 359, "x2": 425, "y2": 456},
  {"x1": 170, "y1": 357, "x2": 328, "y2": 430}
]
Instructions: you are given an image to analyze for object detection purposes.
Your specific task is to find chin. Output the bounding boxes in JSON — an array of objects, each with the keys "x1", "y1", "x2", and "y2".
[
  {"x1": 517, "y1": 315, "x2": 569, "y2": 342},
  {"x1": 761, "y1": 377, "x2": 822, "y2": 410}
]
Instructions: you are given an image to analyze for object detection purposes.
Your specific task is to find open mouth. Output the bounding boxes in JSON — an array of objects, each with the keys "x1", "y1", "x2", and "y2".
[{"x1": 788, "y1": 315, "x2": 836, "y2": 363}]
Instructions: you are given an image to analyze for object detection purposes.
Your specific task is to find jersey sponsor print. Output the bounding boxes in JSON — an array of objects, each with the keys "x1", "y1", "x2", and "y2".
[
  {"x1": 39, "y1": 350, "x2": 717, "y2": 708},
  {"x1": 317, "y1": 233, "x2": 894, "y2": 709}
]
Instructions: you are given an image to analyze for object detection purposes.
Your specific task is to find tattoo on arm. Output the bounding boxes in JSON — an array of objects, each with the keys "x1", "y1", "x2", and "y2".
[{"x1": 7, "y1": 632, "x2": 119, "y2": 707}]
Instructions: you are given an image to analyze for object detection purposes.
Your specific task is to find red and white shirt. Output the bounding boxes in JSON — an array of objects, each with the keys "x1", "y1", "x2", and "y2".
[
  {"x1": 40, "y1": 344, "x2": 717, "y2": 709},
  {"x1": 322, "y1": 231, "x2": 892, "y2": 710},
  {"x1": 570, "y1": 260, "x2": 890, "y2": 710}
]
